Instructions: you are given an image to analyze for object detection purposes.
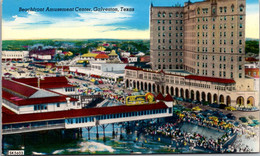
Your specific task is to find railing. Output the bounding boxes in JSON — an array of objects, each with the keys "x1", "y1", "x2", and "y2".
[{"x1": 2, "y1": 123, "x2": 65, "y2": 135}]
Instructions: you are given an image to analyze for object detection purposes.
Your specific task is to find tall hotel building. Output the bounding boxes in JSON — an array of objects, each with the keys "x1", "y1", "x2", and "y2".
[{"x1": 150, "y1": 0, "x2": 245, "y2": 80}]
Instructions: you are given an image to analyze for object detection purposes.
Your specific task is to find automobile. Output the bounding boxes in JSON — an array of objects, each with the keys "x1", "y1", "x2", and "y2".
[
  {"x1": 202, "y1": 110, "x2": 213, "y2": 116},
  {"x1": 225, "y1": 106, "x2": 236, "y2": 111},
  {"x1": 192, "y1": 100, "x2": 201, "y2": 105},
  {"x1": 201, "y1": 100, "x2": 210, "y2": 105},
  {"x1": 209, "y1": 103, "x2": 219, "y2": 108},
  {"x1": 174, "y1": 97, "x2": 184, "y2": 101},
  {"x1": 184, "y1": 98, "x2": 192, "y2": 103},
  {"x1": 226, "y1": 113, "x2": 236, "y2": 120},
  {"x1": 219, "y1": 104, "x2": 226, "y2": 109}
]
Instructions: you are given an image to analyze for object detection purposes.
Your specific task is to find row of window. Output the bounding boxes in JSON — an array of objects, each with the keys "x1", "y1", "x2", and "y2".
[
  {"x1": 158, "y1": 39, "x2": 183, "y2": 44},
  {"x1": 197, "y1": 23, "x2": 243, "y2": 30},
  {"x1": 158, "y1": 26, "x2": 183, "y2": 31},
  {"x1": 34, "y1": 104, "x2": 47, "y2": 111},
  {"x1": 198, "y1": 38, "x2": 243, "y2": 45},
  {"x1": 197, "y1": 5, "x2": 244, "y2": 14},
  {"x1": 158, "y1": 52, "x2": 183, "y2": 57},
  {"x1": 158, "y1": 58, "x2": 183, "y2": 63},
  {"x1": 197, "y1": 15, "x2": 243, "y2": 23},
  {"x1": 157, "y1": 20, "x2": 183, "y2": 24},
  {"x1": 67, "y1": 109, "x2": 170, "y2": 124},
  {"x1": 67, "y1": 117, "x2": 94, "y2": 124},
  {"x1": 158, "y1": 32, "x2": 183, "y2": 37},
  {"x1": 197, "y1": 47, "x2": 243, "y2": 54},
  {"x1": 158, "y1": 45, "x2": 183, "y2": 50},
  {"x1": 157, "y1": 12, "x2": 183, "y2": 18},
  {"x1": 198, "y1": 31, "x2": 243, "y2": 38},
  {"x1": 157, "y1": 64, "x2": 183, "y2": 70},
  {"x1": 65, "y1": 87, "x2": 75, "y2": 92}
]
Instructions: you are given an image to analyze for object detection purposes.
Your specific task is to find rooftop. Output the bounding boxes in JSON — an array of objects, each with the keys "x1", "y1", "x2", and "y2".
[{"x1": 3, "y1": 102, "x2": 168, "y2": 124}]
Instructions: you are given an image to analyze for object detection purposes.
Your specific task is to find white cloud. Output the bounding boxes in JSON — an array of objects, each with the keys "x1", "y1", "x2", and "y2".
[{"x1": 3, "y1": 6, "x2": 149, "y2": 40}]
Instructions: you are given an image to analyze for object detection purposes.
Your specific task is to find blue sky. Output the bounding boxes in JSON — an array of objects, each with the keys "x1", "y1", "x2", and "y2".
[{"x1": 2, "y1": 0, "x2": 259, "y2": 39}]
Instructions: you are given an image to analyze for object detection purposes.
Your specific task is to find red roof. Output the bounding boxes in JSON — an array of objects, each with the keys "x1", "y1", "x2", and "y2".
[
  {"x1": 156, "y1": 93, "x2": 164, "y2": 100},
  {"x1": 2, "y1": 90, "x2": 78, "y2": 106},
  {"x1": 125, "y1": 66, "x2": 185, "y2": 77},
  {"x1": 164, "y1": 94, "x2": 173, "y2": 102},
  {"x1": 125, "y1": 66, "x2": 143, "y2": 71},
  {"x1": 2, "y1": 102, "x2": 168, "y2": 124},
  {"x1": 13, "y1": 76, "x2": 74, "y2": 89},
  {"x1": 185, "y1": 75, "x2": 236, "y2": 84},
  {"x1": 140, "y1": 56, "x2": 150, "y2": 62},
  {"x1": 2, "y1": 79, "x2": 38, "y2": 97},
  {"x1": 245, "y1": 57, "x2": 259, "y2": 62},
  {"x1": 129, "y1": 55, "x2": 136, "y2": 57},
  {"x1": 121, "y1": 58, "x2": 129, "y2": 63},
  {"x1": 95, "y1": 53, "x2": 109, "y2": 59}
]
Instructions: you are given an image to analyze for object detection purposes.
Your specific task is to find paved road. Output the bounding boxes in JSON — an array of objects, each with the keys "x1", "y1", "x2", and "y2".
[{"x1": 180, "y1": 101, "x2": 259, "y2": 120}]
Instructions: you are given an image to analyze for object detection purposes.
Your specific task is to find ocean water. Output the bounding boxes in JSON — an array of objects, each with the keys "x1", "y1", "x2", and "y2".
[{"x1": 3, "y1": 123, "x2": 213, "y2": 155}]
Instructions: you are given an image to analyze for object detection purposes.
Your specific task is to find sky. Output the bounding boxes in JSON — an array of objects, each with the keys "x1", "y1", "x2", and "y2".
[{"x1": 2, "y1": 0, "x2": 259, "y2": 40}]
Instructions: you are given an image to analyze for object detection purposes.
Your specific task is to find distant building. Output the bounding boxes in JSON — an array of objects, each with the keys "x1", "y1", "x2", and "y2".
[
  {"x1": 2, "y1": 51, "x2": 29, "y2": 62},
  {"x1": 29, "y1": 48, "x2": 56, "y2": 60},
  {"x1": 128, "y1": 55, "x2": 138, "y2": 63}
]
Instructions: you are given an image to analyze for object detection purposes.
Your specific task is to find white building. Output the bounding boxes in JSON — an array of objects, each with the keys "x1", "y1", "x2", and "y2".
[
  {"x1": 128, "y1": 55, "x2": 138, "y2": 63},
  {"x1": 2, "y1": 51, "x2": 29, "y2": 61},
  {"x1": 2, "y1": 78, "x2": 80, "y2": 114}
]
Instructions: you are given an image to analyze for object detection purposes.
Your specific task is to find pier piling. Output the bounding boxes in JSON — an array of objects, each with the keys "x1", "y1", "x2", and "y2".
[{"x1": 96, "y1": 126, "x2": 99, "y2": 140}]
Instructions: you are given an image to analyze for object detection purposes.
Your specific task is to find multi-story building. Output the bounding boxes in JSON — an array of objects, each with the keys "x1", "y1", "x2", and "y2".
[
  {"x1": 150, "y1": 0, "x2": 246, "y2": 80},
  {"x1": 150, "y1": 5, "x2": 184, "y2": 70}
]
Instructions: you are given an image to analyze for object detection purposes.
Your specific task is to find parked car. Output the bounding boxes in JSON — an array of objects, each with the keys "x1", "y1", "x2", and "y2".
[
  {"x1": 209, "y1": 103, "x2": 219, "y2": 108},
  {"x1": 192, "y1": 100, "x2": 201, "y2": 105},
  {"x1": 184, "y1": 98, "x2": 192, "y2": 103},
  {"x1": 226, "y1": 113, "x2": 236, "y2": 120},
  {"x1": 225, "y1": 106, "x2": 236, "y2": 111}
]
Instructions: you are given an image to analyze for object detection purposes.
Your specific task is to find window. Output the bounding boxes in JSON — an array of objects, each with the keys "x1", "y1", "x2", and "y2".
[
  {"x1": 219, "y1": 64, "x2": 222, "y2": 69},
  {"x1": 157, "y1": 20, "x2": 160, "y2": 24},
  {"x1": 158, "y1": 12, "x2": 161, "y2": 17},
  {"x1": 231, "y1": 16, "x2": 234, "y2": 21},
  {"x1": 239, "y1": 32, "x2": 242, "y2": 37},
  {"x1": 176, "y1": 12, "x2": 179, "y2": 17},
  {"x1": 220, "y1": 7, "x2": 223, "y2": 13},
  {"x1": 219, "y1": 72, "x2": 222, "y2": 77},
  {"x1": 158, "y1": 39, "x2": 160, "y2": 43},
  {"x1": 231, "y1": 40, "x2": 233, "y2": 45},
  {"x1": 231, "y1": 5, "x2": 234, "y2": 12},
  {"x1": 239, "y1": 40, "x2": 242, "y2": 45},
  {"x1": 57, "y1": 103, "x2": 60, "y2": 107},
  {"x1": 240, "y1": 5, "x2": 244, "y2": 12},
  {"x1": 162, "y1": 20, "x2": 165, "y2": 24},
  {"x1": 223, "y1": 64, "x2": 226, "y2": 69},
  {"x1": 240, "y1": 15, "x2": 243, "y2": 20},
  {"x1": 231, "y1": 48, "x2": 233, "y2": 53},
  {"x1": 169, "y1": 12, "x2": 172, "y2": 17},
  {"x1": 197, "y1": 8, "x2": 200, "y2": 14},
  {"x1": 158, "y1": 59, "x2": 160, "y2": 62},
  {"x1": 169, "y1": 39, "x2": 172, "y2": 43},
  {"x1": 231, "y1": 56, "x2": 233, "y2": 62},
  {"x1": 231, "y1": 32, "x2": 233, "y2": 37},
  {"x1": 239, "y1": 73, "x2": 242, "y2": 78},
  {"x1": 169, "y1": 26, "x2": 171, "y2": 30},
  {"x1": 212, "y1": 71, "x2": 215, "y2": 76},
  {"x1": 238, "y1": 56, "x2": 242, "y2": 61},
  {"x1": 158, "y1": 26, "x2": 160, "y2": 30},
  {"x1": 158, "y1": 33, "x2": 160, "y2": 37},
  {"x1": 212, "y1": 24, "x2": 215, "y2": 29},
  {"x1": 240, "y1": 24, "x2": 243, "y2": 28},
  {"x1": 239, "y1": 48, "x2": 242, "y2": 53},
  {"x1": 231, "y1": 72, "x2": 233, "y2": 78},
  {"x1": 231, "y1": 65, "x2": 233, "y2": 69},
  {"x1": 212, "y1": 63, "x2": 215, "y2": 68},
  {"x1": 163, "y1": 12, "x2": 166, "y2": 17},
  {"x1": 169, "y1": 20, "x2": 172, "y2": 24},
  {"x1": 224, "y1": 7, "x2": 227, "y2": 13},
  {"x1": 239, "y1": 65, "x2": 242, "y2": 70}
]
